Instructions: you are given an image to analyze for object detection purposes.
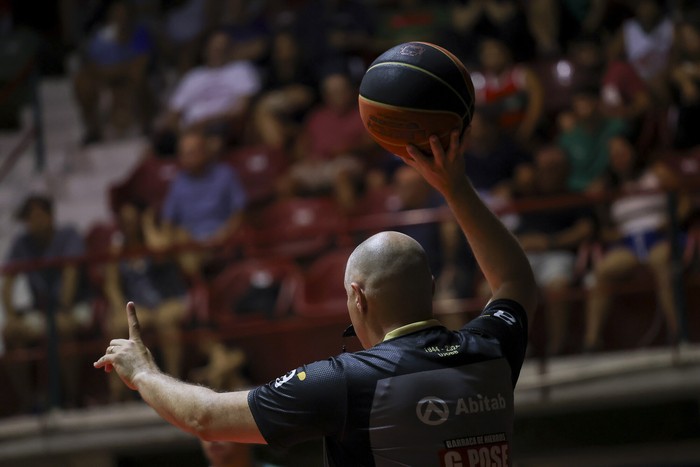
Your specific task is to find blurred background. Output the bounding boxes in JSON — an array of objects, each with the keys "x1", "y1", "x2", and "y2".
[{"x1": 0, "y1": 0, "x2": 699, "y2": 466}]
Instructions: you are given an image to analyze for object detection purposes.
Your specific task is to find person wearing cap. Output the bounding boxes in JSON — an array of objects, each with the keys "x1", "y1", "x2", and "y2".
[
  {"x1": 96, "y1": 131, "x2": 537, "y2": 466},
  {"x1": 2, "y1": 194, "x2": 92, "y2": 409}
]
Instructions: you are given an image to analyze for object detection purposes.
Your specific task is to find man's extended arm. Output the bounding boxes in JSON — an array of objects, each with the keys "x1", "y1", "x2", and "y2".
[
  {"x1": 405, "y1": 132, "x2": 538, "y2": 317},
  {"x1": 94, "y1": 302, "x2": 266, "y2": 444}
]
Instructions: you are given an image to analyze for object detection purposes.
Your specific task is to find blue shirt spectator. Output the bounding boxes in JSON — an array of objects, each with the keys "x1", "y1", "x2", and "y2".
[
  {"x1": 7, "y1": 226, "x2": 88, "y2": 310},
  {"x1": 162, "y1": 162, "x2": 247, "y2": 241},
  {"x1": 87, "y1": 23, "x2": 153, "y2": 66}
]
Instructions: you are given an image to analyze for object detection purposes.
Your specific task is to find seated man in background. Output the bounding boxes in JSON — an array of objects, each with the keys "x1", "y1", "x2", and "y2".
[
  {"x1": 160, "y1": 129, "x2": 247, "y2": 277},
  {"x1": 163, "y1": 29, "x2": 261, "y2": 139},
  {"x1": 514, "y1": 146, "x2": 595, "y2": 355},
  {"x1": 2, "y1": 194, "x2": 92, "y2": 409},
  {"x1": 73, "y1": 0, "x2": 155, "y2": 144},
  {"x1": 280, "y1": 70, "x2": 376, "y2": 210},
  {"x1": 104, "y1": 201, "x2": 189, "y2": 402}
]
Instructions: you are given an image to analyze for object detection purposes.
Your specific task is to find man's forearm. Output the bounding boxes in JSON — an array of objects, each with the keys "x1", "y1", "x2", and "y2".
[
  {"x1": 134, "y1": 370, "x2": 216, "y2": 435},
  {"x1": 133, "y1": 370, "x2": 260, "y2": 443},
  {"x1": 444, "y1": 180, "x2": 537, "y2": 311}
]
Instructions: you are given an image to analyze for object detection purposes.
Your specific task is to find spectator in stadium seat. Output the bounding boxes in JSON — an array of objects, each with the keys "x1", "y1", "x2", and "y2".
[
  {"x1": 280, "y1": 70, "x2": 375, "y2": 210},
  {"x1": 163, "y1": 30, "x2": 261, "y2": 137},
  {"x1": 160, "y1": 129, "x2": 247, "y2": 277},
  {"x1": 371, "y1": 0, "x2": 449, "y2": 53},
  {"x1": 461, "y1": 110, "x2": 532, "y2": 235},
  {"x1": 159, "y1": 0, "x2": 213, "y2": 76},
  {"x1": 103, "y1": 201, "x2": 189, "y2": 402},
  {"x1": 72, "y1": 0, "x2": 155, "y2": 145},
  {"x1": 669, "y1": 16, "x2": 700, "y2": 150},
  {"x1": 514, "y1": 146, "x2": 595, "y2": 355},
  {"x1": 462, "y1": 110, "x2": 532, "y2": 199},
  {"x1": 445, "y1": 0, "x2": 535, "y2": 67},
  {"x1": 216, "y1": 0, "x2": 270, "y2": 64},
  {"x1": 608, "y1": 0, "x2": 673, "y2": 100},
  {"x1": 584, "y1": 136, "x2": 688, "y2": 351},
  {"x1": 252, "y1": 30, "x2": 317, "y2": 151},
  {"x1": 292, "y1": 0, "x2": 375, "y2": 81},
  {"x1": 558, "y1": 83, "x2": 627, "y2": 193},
  {"x1": 567, "y1": 34, "x2": 652, "y2": 138},
  {"x1": 2, "y1": 194, "x2": 92, "y2": 409},
  {"x1": 525, "y1": 0, "x2": 610, "y2": 57},
  {"x1": 471, "y1": 35, "x2": 544, "y2": 146}
]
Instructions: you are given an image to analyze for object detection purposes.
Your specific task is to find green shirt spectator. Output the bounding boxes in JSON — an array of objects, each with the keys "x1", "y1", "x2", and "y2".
[{"x1": 558, "y1": 83, "x2": 627, "y2": 192}]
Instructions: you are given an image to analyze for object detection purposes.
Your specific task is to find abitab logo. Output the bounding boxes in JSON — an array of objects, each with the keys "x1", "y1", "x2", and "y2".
[{"x1": 416, "y1": 397, "x2": 450, "y2": 426}]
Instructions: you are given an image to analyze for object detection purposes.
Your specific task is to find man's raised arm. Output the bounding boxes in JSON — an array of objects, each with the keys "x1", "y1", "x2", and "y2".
[{"x1": 404, "y1": 131, "x2": 537, "y2": 317}]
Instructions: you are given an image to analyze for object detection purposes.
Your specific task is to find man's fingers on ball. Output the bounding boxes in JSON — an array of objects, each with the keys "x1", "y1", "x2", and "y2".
[{"x1": 428, "y1": 135, "x2": 445, "y2": 158}]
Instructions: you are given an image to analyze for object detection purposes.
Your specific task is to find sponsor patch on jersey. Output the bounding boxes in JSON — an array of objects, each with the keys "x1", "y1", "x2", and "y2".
[
  {"x1": 440, "y1": 433, "x2": 509, "y2": 467},
  {"x1": 273, "y1": 369, "x2": 297, "y2": 388},
  {"x1": 491, "y1": 309, "x2": 517, "y2": 326}
]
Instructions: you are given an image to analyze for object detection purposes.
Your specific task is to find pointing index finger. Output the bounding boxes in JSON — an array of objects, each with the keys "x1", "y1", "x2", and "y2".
[{"x1": 126, "y1": 301, "x2": 142, "y2": 342}]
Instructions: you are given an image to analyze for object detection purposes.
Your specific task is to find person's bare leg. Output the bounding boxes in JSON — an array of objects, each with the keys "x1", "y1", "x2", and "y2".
[
  {"x1": 527, "y1": 0, "x2": 560, "y2": 56},
  {"x1": 253, "y1": 93, "x2": 288, "y2": 150},
  {"x1": 109, "y1": 81, "x2": 134, "y2": 137},
  {"x1": 584, "y1": 248, "x2": 638, "y2": 350},
  {"x1": 155, "y1": 299, "x2": 187, "y2": 379},
  {"x1": 648, "y1": 241, "x2": 679, "y2": 342},
  {"x1": 543, "y1": 278, "x2": 570, "y2": 355},
  {"x1": 72, "y1": 65, "x2": 102, "y2": 141}
]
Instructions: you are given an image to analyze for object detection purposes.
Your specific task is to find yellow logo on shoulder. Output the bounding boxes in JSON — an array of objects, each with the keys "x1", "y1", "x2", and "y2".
[{"x1": 297, "y1": 371, "x2": 307, "y2": 381}]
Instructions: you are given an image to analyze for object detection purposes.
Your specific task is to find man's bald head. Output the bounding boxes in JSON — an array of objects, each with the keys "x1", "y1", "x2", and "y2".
[{"x1": 345, "y1": 232, "x2": 434, "y2": 318}]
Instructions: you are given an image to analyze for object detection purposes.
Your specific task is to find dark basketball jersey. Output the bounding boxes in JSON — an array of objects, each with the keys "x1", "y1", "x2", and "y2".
[{"x1": 248, "y1": 299, "x2": 528, "y2": 467}]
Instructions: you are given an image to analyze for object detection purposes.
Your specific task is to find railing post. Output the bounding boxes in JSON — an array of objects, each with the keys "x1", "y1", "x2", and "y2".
[
  {"x1": 45, "y1": 299, "x2": 62, "y2": 409},
  {"x1": 668, "y1": 192, "x2": 689, "y2": 344},
  {"x1": 30, "y1": 64, "x2": 45, "y2": 173}
]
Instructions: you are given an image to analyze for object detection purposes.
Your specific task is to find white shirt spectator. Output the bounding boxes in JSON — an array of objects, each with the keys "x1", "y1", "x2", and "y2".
[
  {"x1": 169, "y1": 61, "x2": 261, "y2": 127},
  {"x1": 622, "y1": 17, "x2": 674, "y2": 82}
]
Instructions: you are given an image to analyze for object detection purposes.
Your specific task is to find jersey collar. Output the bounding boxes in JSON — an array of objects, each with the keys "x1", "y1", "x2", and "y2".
[{"x1": 383, "y1": 319, "x2": 444, "y2": 342}]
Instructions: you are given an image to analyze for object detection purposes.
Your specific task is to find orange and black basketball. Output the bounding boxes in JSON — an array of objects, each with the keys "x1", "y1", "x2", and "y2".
[{"x1": 359, "y1": 42, "x2": 475, "y2": 158}]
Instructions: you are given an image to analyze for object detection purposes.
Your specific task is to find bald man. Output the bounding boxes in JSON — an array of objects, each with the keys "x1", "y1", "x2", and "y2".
[{"x1": 95, "y1": 131, "x2": 537, "y2": 466}]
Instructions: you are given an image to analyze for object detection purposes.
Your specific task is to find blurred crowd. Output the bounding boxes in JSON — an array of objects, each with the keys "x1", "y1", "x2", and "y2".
[{"x1": 2, "y1": 0, "x2": 700, "y2": 413}]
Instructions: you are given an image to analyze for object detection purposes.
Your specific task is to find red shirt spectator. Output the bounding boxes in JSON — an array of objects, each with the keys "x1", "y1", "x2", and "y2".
[{"x1": 304, "y1": 105, "x2": 367, "y2": 162}]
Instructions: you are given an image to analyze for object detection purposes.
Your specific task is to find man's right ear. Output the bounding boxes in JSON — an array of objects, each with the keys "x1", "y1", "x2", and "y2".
[{"x1": 350, "y1": 282, "x2": 367, "y2": 314}]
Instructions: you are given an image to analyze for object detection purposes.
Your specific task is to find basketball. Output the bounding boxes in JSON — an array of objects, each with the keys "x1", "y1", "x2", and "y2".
[{"x1": 358, "y1": 42, "x2": 475, "y2": 158}]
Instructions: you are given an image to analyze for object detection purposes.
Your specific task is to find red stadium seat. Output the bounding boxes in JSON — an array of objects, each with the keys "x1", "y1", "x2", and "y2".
[
  {"x1": 208, "y1": 258, "x2": 303, "y2": 328},
  {"x1": 294, "y1": 249, "x2": 353, "y2": 318},
  {"x1": 242, "y1": 196, "x2": 345, "y2": 259},
  {"x1": 226, "y1": 144, "x2": 289, "y2": 207}
]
